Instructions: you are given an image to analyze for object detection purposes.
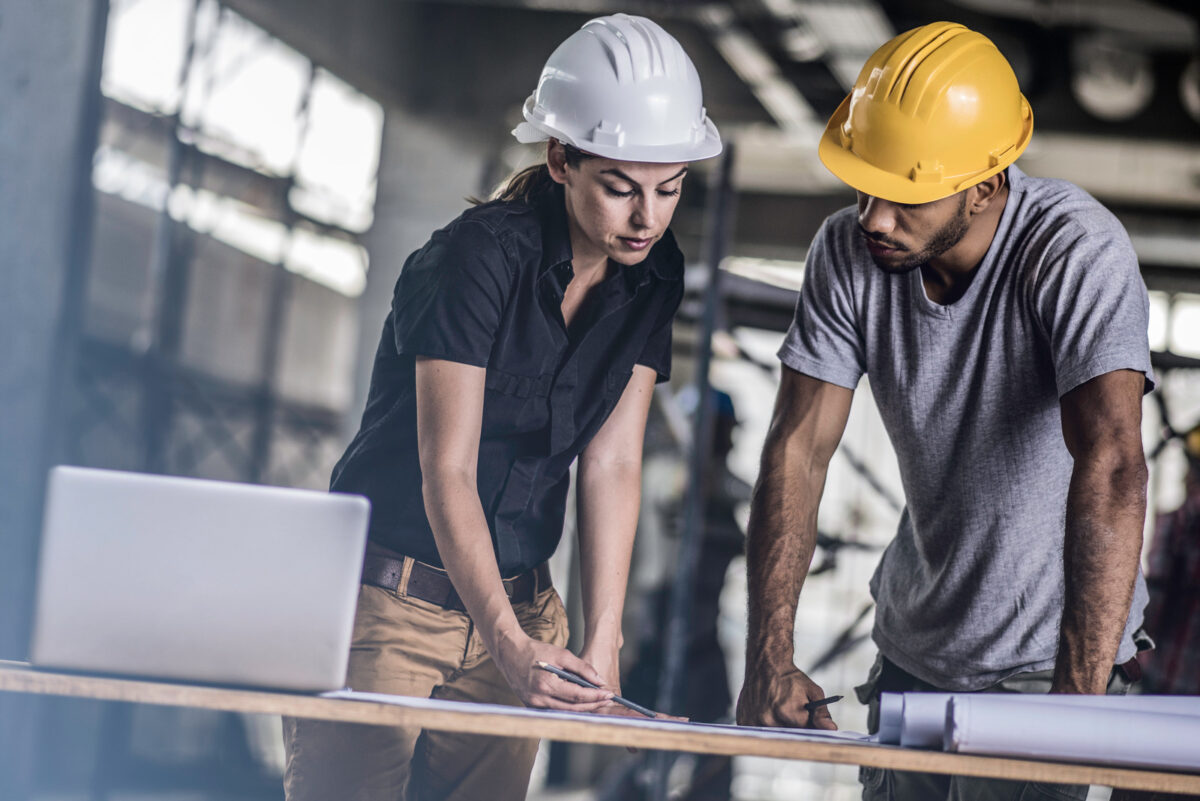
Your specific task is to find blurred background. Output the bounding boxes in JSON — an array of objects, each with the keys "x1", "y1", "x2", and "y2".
[{"x1": 1, "y1": 0, "x2": 1198, "y2": 799}]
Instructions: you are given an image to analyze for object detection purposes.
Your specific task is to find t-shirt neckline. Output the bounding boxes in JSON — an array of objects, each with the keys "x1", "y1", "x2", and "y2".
[{"x1": 909, "y1": 167, "x2": 1024, "y2": 321}]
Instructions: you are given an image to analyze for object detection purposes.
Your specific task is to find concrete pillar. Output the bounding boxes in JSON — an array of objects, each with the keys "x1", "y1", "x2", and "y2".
[
  {"x1": 351, "y1": 108, "x2": 499, "y2": 425},
  {"x1": 0, "y1": 1, "x2": 108, "y2": 796}
]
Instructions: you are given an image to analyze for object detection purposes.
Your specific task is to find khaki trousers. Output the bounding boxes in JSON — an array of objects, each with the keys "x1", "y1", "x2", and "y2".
[{"x1": 283, "y1": 580, "x2": 569, "y2": 801}]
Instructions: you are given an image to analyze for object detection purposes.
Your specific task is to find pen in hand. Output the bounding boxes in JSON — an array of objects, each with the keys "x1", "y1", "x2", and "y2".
[
  {"x1": 535, "y1": 661, "x2": 658, "y2": 718},
  {"x1": 803, "y1": 694, "x2": 842, "y2": 729},
  {"x1": 803, "y1": 694, "x2": 843, "y2": 713}
]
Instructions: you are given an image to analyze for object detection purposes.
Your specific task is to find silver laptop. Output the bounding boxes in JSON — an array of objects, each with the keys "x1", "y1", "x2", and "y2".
[{"x1": 30, "y1": 466, "x2": 369, "y2": 692}]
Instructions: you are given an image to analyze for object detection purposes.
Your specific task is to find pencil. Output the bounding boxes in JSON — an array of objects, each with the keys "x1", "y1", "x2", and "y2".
[
  {"x1": 535, "y1": 661, "x2": 658, "y2": 718},
  {"x1": 804, "y1": 695, "x2": 843, "y2": 712}
]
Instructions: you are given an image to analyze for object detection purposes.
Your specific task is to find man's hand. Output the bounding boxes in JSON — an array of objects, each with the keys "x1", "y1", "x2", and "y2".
[
  {"x1": 737, "y1": 665, "x2": 838, "y2": 730},
  {"x1": 493, "y1": 635, "x2": 613, "y2": 711}
]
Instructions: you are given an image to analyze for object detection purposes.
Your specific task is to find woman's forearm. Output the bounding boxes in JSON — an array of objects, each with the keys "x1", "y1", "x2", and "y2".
[
  {"x1": 575, "y1": 457, "x2": 641, "y2": 656},
  {"x1": 422, "y1": 468, "x2": 526, "y2": 651}
]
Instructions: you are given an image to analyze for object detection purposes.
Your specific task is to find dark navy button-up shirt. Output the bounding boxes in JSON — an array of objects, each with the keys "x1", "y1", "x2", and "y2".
[{"x1": 330, "y1": 185, "x2": 685, "y2": 574}]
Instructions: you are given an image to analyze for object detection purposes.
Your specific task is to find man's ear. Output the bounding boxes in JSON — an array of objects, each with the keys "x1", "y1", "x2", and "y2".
[
  {"x1": 547, "y1": 140, "x2": 569, "y2": 185},
  {"x1": 969, "y1": 172, "x2": 1007, "y2": 213}
]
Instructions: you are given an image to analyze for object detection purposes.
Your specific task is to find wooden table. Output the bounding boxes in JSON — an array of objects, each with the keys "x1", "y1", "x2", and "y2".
[{"x1": 2, "y1": 661, "x2": 1198, "y2": 795}]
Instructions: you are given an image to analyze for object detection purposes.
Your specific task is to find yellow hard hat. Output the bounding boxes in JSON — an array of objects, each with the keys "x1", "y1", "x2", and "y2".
[{"x1": 819, "y1": 22, "x2": 1034, "y2": 204}]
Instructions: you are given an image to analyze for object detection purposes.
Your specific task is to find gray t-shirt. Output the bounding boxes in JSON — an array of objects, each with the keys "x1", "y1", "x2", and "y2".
[{"x1": 779, "y1": 164, "x2": 1154, "y2": 690}]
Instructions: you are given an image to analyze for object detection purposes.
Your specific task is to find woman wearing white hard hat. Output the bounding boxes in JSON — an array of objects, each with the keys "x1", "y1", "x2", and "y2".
[{"x1": 282, "y1": 13, "x2": 720, "y2": 801}]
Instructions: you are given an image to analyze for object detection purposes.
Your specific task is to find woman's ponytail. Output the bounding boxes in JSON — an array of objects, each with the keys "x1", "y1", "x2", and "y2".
[{"x1": 471, "y1": 144, "x2": 592, "y2": 206}]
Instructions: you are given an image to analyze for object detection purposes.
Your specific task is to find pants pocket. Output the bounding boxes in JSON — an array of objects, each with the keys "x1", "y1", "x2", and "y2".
[
  {"x1": 859, "y1": 765, "x2": 889, "y2": 800},
  {"x1": 516, "y1": 588, "x2": 568, "y2": 648},
  {"x1": 1016, "y1": 781, "x2": 1089, "y2": 801}
]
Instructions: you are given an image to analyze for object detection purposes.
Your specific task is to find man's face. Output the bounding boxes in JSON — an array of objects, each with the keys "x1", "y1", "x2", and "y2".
[{"x1": 855, "y1": 190, "x2": 970, "y2": 273}]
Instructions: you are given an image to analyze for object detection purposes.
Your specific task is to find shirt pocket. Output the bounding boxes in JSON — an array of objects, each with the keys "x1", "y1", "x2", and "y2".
[
  {"x1": 605, "y1": 366, "x2": 633, "y2": 401},
  {"x1": 482, "y1": 367, "x2": 553, "y2": 435}
]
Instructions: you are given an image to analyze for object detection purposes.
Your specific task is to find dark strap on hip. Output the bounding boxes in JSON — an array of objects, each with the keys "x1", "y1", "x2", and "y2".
[{"x1": 361, "y1": 552, "x2": 550, "y2": 613}]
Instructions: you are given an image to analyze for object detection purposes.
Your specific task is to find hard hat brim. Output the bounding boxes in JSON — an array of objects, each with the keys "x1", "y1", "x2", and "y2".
[
  {"x1": 513, "y1": 97, "x2": 723, "y2": 164},
  {"x1": 818, "y1": 93, "x2": 1034, "y2": 205}
]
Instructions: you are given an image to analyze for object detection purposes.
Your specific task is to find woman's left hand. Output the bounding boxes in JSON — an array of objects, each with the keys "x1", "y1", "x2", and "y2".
[
  {"x1": 579, "y1": 643, "x2": 622, "y2": 696},
  {"x1": 578, "y1": 644, "x2": 687, "y2": 722}
]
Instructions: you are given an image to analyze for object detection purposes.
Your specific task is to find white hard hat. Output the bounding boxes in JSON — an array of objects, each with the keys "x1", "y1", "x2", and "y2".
[{"x1": 513, "y1": 13, "x2": 722, "y2": 163}]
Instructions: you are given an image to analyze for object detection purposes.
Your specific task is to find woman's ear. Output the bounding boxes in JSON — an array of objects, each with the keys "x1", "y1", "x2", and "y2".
[{"x1": 547, "y1": 140, "x2": 569, "y2": 185}]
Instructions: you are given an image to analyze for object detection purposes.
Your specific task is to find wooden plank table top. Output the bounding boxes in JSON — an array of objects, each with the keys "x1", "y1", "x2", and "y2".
[{"x1": 2, "y1": 661, "x2": 1198, "y2": 795}]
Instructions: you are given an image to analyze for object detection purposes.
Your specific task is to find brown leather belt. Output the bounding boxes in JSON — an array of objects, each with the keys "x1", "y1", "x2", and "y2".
[
  {"x1": 361, "y1": 552, "x2": 551, "y2": 613},
  {"x1": 1117, "y1": 654, "x2": 1143, "y2": 683}
]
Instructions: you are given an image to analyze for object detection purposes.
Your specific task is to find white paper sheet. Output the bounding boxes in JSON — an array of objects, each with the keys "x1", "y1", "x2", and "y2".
[{"x1": 946, "y1": 695, "x2": 1200, "y2": 771}]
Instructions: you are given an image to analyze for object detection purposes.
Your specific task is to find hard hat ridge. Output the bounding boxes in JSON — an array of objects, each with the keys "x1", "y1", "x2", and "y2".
[
  {"x1": 513, "y1": 13, "x2": 722, "y2": 163},
  {"x1": 877, "y1": 24, "x2": 979, "y2": 104},
  {"x1": 583, "y1": 14, "x2": 686, "y2": 84}
]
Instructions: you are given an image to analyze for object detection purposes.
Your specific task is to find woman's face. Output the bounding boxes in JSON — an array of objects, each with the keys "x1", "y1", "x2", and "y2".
[{"x1": 548, "y1": 142, "x2": 688, "y2": 270}]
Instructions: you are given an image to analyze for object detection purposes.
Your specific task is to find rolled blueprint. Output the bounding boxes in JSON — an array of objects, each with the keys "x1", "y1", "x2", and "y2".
[
  {"x1": 878, "y1": 692, "x2": 1200, "y2": 750},
  {"x1": 946, "y1": 695, "x2": 1200, "y2": 771},
  {"x1": 876, "y1": 692, "x2": 960, "y2": 748},
  {"x1": 876, "y1": 692, "x2": 954, "y2": 747},
  {"x1": 878, "y1": 692, "x2": 905, "y2": 744},
  {"x1": 900, "y1": 693, "x2": 955, "y2": 748}
]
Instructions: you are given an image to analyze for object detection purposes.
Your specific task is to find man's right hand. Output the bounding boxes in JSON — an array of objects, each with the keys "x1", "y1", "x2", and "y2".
[
  {"x1": 737, "y1": 665, "x2": 838, "y2": 730},
  {"x1": 493, "y1": 634, "x2": 613, "y2": 711}
]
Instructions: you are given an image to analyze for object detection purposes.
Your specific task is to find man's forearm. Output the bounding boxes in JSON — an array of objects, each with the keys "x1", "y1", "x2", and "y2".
[
  {"x1": 1054, "y1": 454, "x2": 1147, "y2": 694},
  {"x1": 745, "y1": 439, "x2": 823, "y2": 674}
]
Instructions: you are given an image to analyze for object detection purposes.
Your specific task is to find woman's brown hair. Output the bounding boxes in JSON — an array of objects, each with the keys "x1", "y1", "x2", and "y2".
[{"x1": 472, "y1": 143, "x2": 593, "y2": 206}]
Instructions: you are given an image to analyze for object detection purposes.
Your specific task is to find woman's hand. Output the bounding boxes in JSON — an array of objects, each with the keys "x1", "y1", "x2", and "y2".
[
  {"x1": 579, "y1": 642, "x2": 622, "y2": 695},
  {"x1": 577, "y1": 642, "x2": 687, "y2": 723},
  {"x1": 578, "y1": 643, "x2": 634, "y2": 718},
  {"x1": 493, "y1": 634, "x2": 612, "y2": 711}
]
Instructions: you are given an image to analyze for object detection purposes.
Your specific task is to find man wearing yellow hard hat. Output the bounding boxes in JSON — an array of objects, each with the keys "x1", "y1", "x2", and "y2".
[{"x1": 738, "y1": 22, "x2": 1155, "y2": 800}]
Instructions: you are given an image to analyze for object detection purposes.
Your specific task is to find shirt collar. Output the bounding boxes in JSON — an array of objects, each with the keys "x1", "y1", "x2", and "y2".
[{"x1": 536, "y1": 183, "x2": 573, "y2": 279}]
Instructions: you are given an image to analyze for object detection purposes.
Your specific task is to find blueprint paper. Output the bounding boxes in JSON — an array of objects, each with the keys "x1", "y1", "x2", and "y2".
[
  {"x1": 946, "y1": 695, "x2": 1200, "y2": 771},
  {"x1": 689, "y1": 720, "x2": 873, "y2": 742},
  {"x1": 325, "y1": 689, "x2": 873, "y2": 742}
]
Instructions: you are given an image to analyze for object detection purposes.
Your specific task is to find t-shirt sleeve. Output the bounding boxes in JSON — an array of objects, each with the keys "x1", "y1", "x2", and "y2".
[
  {"x1": 635, "y1": 277, "x2": 684, "y2": 383},
  {"x1": 390, "y1": 219, "x2": 513, "y2": 367},
  {"x1": 777, "y1": 219, "x2": 866, "y2": 389},
  {"x1": 1032, "y1": 221, "x2": 1156, "y2": 397}
]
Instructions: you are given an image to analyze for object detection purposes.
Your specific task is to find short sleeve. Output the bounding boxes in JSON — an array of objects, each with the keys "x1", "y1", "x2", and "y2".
[
  {"x1": 1032, "y1": 222, "x2": 1156, "y2": 397},
  {"x1": 636, "y1": 277, "x2": 684, "y2": 383},
  {"x1": 391, "y1": 219, "x2": 514, "y2": 367},
  {"x1": 777, "y1": 219, "x2": 866, "y2": 389}
]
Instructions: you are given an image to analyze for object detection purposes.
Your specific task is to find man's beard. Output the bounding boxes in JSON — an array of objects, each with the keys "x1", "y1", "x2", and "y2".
[{"x1": 863, "y1": 195, "x2": 970, "y2": 274}]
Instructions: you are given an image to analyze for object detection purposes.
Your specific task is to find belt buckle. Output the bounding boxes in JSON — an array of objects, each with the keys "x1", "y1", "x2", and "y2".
[{"x1": 503, "y1": 569, "x2": 532, "y2": 603}]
